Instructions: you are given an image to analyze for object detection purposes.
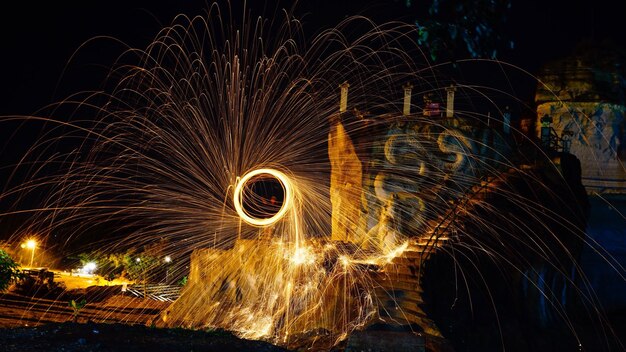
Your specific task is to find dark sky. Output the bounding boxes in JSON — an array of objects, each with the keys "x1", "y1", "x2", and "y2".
[{"x1": 0, "y1": 0, "x2": 623, "y2": 117}]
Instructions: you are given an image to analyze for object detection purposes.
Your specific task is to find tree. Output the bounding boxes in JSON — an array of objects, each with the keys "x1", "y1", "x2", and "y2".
[
  {"x1": 68, "y1": 298, "x2": 87, "y2": 323},
  {"x1": 402, "y1": 0, "x2": 513, "y2": 61},
  {"x1": 100, "y1": 253, "x2": 126, "y2": 280},
  {"x1": 0, "y1": 249, "x2": 22, "y2": 291},
  {"x1": 124, "y1": 253, "x2": 159, "y2": 298},
  {"x1": 71, "y1": 251, "x2": 126, "y2": 280}
]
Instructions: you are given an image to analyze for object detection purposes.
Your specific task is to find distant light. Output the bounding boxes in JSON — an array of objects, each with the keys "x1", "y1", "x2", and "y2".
[
  {"x1": 26, "y1": 240, "x2": 36, "y2": 249},
  {"x1": 136, "y1": 257, "x2": 141, "y2": 262},
  {"x1": 82, "y1": 262, "x2": 97, "y2": 274},
  {"x1": 20, "y1": 244, "x2": 26, "y2": 249},
  {"x1": 164, "y1": 256, "x2": 172, "y2": 263}
]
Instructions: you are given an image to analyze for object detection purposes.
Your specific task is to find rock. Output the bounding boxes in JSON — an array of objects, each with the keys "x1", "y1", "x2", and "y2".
[
  {"x1": 345, "y1": 330, "x2": 425, "y2": 352},
  {"x1": 535, "y1": 42, "x2": 626, "y2": 194},
  {"x1": 329, "y1": 113, "x2": 365, "y2": 243},
  {"x1": 536, "y1": 99, "x2": 626, "y2": 195}
]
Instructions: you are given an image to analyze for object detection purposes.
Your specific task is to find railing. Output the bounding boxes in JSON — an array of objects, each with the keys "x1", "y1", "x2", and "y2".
[
  {"x1": 124, "y1": 283, "x2": 181, "y2": 302},
  {"x1": 541, "y1": 126, "x2": 572, "y2": 153}
]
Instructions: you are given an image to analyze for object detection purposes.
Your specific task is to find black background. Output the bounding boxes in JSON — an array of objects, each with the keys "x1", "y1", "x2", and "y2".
[{"x1": 1, "y1": 0, "x2": 624, "y2": 117}]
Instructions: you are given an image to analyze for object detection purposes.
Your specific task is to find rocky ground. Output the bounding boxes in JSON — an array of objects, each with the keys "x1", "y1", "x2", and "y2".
[
  {"x1": 5, "y1": 282, "x2": 622, "y2": 351},
  {"x1": 0, "y1": 288, "x2": 289, "y2": 352},
  {"x1": 0, "y1": 322, "x2": 289, "y2": 352}
]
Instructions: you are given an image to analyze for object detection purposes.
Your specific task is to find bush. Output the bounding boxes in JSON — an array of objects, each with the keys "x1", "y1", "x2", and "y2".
[
  {"x1": 12, "y1": 272, "x2": 65, "y2": 298},
  {"x1": 69, "y1": 298, "x2": 87, "y2": 322},
  {"x1": 0, "y1": 249, "x2": 22, "y2": 291}
]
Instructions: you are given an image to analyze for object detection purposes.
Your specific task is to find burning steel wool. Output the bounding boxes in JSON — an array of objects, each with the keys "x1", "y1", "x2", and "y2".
[
  {"x1": 2, "y1": 2, "x2": 625, "y2": 351},
  {"x1": 233, "y1": 169, "x2": 294, "y2": 228}
]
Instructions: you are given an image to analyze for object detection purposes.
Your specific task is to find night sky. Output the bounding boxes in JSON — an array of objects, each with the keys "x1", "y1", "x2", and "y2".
[
  {"x1": 0, "y1": 0, "x2": 624, "y2": 240},
  {"x1": 0, "y1": 0, "x2": 624, "y2": 118}
]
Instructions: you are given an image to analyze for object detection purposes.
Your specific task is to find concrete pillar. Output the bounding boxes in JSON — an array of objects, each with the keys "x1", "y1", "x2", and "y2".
[
  {"x1": 445, "y1": 85, "x2": 456, "y2": 118},
  {"x1": 403, "y1": 83, "x2": 413, "y2": 116},
  {"x1": 503, "y1": 106, "x2": 511, "y2": 134},
  {"x1": 340, "y1": 82, "x2": 350, "y2": 112}
]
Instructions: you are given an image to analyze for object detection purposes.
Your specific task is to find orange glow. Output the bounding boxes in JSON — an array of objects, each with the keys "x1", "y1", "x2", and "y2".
[
  {"x1": 233, "y1": 168, "x2": 293, "y2": 227},
  {"x1": 26, "y1": 239, "x2": 36, "y2": 249}
]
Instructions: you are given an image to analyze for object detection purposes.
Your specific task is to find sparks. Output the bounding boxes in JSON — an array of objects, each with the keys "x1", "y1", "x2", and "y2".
[{"x1": 233, "y1": 168, "x2": 294, "y2": 227}]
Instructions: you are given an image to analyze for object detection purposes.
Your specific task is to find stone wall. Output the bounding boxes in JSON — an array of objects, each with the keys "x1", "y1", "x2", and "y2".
[
  {"x1": 328, "y1": 117, "x2": 364, "y2": 243},
  {"x1": 537, "y1": 102, "x2": 626, "y2": 194},
  {"x1": 535, "y1": 47, "x2": 626, "y2": 194}
]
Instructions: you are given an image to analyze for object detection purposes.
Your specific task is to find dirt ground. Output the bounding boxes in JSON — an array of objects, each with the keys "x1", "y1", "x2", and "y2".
[
  {"x1": 0, "y1": 289, "x2": 289, "y2": 352},
  {"x1": 0, "y1": 322, "x2": 289, "y2": 352},
  {"x1": 54, "y1": 271, "x2": 132, "y2": 291}
]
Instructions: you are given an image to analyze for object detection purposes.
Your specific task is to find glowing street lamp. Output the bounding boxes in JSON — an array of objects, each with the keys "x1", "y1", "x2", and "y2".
[
  {"x1": 26, "y1": 240, "x2": 36, "y2": 268},
  {"x1": 164, "y1": 256, "x2": 172, "y2": 283},
  {"x1": 82, "y1": 262, "x2": 97, "y2": 275}
]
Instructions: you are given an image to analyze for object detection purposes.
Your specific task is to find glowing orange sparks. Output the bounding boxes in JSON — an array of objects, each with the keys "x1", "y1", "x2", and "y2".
[{"x1": 233, "y1": 168, "x2": 293, "y2": 227}]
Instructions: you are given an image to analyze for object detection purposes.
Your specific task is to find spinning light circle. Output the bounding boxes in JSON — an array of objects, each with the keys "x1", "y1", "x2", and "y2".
[{"x1": 233, "y1": 168, "x2": 293, "y2": 226}]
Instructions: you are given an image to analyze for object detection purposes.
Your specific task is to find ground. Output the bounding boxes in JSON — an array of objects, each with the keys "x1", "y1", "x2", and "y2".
[
  {"x1": 0, "y1": 322, "x2": 289, "y2": 352},
  {"x1": 0, "y1": 283, "x2": 289, "y2": 352}
]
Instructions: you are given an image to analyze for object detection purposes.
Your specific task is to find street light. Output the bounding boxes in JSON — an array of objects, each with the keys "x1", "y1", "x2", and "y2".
[
  {"x1": 164, "y1": 256, "x2": 172, "y2": 283},
  {"x1": 82, "y1": 262, "x2": 97, "y2": 275},
  {"x1": 26, "y1": 240, "x2": 36, "y2": 268}
]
